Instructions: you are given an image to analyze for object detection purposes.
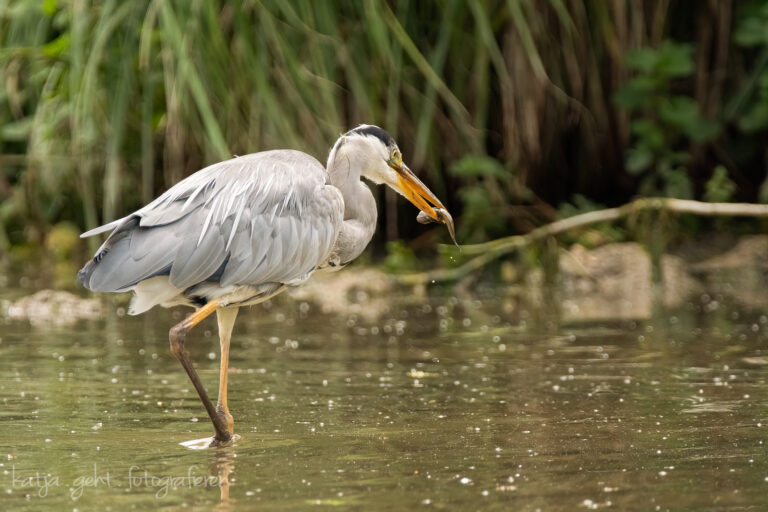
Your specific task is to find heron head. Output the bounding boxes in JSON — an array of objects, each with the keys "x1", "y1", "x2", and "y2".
[{"x1": 338, "y1": 124, "x2": 456, "y2": 244}]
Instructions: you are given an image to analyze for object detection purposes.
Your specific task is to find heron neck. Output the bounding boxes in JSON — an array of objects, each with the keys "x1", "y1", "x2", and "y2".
[
  {"x1": 327, "y1": 146, "x2": 374, "y2": 221},
  {"x1": 326, "y1": 147, "x2": 377, "y2": 262}
]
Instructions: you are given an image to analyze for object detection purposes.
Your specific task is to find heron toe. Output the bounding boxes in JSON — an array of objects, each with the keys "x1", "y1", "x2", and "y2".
[{"x1": 179, "y1": 433, "x2": 240, "y2": 450}]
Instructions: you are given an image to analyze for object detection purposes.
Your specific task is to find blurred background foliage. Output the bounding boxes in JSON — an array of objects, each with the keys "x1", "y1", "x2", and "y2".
[{"x1": 1, "y1": 0, "x2": 768, "y2": 268}]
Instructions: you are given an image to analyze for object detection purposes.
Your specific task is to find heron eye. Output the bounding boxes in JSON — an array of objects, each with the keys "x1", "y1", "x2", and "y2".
[{"x1": 391, "y1": 149, "x2": 401, "y2": 162}]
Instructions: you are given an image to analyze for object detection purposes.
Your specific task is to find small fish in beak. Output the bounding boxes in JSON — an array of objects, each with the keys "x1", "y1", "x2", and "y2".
[
  {"x1": 386, "y1": 156, "x2": 458, "y2": 247},
  {"x1": 417, "y1": 208, "x2": 458, "y2": 247}
]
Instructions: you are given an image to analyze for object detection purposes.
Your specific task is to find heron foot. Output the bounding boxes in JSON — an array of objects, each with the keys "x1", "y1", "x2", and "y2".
[
  {"x1": 209, "y1": 433, "x2": 239, "y2": 448},
  {"x1": 179, "y1": 433, "x2": 241, "y2": 450}
]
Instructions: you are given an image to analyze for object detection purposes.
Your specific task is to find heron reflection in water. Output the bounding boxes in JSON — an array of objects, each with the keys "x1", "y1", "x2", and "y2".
[{"x1": 78, "y1": 125, "x2": 455, "y2": 447}]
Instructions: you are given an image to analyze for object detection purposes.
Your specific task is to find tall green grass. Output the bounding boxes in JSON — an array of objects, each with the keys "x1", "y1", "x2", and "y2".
[{"x1": 1, "y1": 0, "x2": 767, "y2": 253}]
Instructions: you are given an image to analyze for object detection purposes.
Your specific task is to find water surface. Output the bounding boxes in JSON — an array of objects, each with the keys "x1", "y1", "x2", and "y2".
[{"x1": 2, "y1": 286, "x2": 768, "y2": 510}]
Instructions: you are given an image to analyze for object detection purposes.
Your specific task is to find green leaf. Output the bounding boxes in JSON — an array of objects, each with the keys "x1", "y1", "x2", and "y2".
[
  {"x1": 661, "y1": 167, "x2": 693, "y2": 199},
  {"x1": 658, "y1": 96, "x2": 698, "y2": 126},
  {"x1": 613, "y1": 76, "x2": 657, "y2": 111},
  {"x1": 558, "y1": 194, "x2": 606, "y2": 219},
  {"x1": 734, "y1": 7, "x2": 768, "y2": 48},
  {"x1": 668, "y1": 150, "x2": 691, "y2": 166},
  {"x1": 382, "y1": 241, "x2": 418, "y2": 272},
  {"x1": 625, "y1": 47, "x2": 658, "y2": 73},
  {"x1": 449, "y1": 155, "x2": 509, "y2": 178},
  {"x1": 630, "y1": 119, "x2": 666, "y2": 151},
  {"x1": 459, "y1": 185, "x2": 493, "y2": 211},
  {"x1": 738, "y1": 102, "x2": 768, "y2": 132},
  {"x1": 42, "y1": 0, "x2": 57, "y2": 17},
  {"x1": 626, "y1": 147, "x2": 653, "y2": 175},
  {"x1": 42, "y1": 33, "x2": 70, "y2": 58},
  {"x1": 704, "y1": 165, "x2": 737, "y2": 203},
  {"x1": 457, "y1": 185, "x2": 505, "y2": 241},
  {"x1": 659, "y1": 96, "x2": 719, "y2": 142},
  {"x1": 624, "y1": 41, "x2": 693, "y2": 78},
  {"x1": 655, "y1": 41, "x2": 694, "y2": 78}
]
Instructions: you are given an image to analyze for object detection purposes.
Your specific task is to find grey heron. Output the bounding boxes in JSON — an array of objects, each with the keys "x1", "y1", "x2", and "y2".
[{"x1": 78, "y1": 125, "x2": 454, "y2": 446}]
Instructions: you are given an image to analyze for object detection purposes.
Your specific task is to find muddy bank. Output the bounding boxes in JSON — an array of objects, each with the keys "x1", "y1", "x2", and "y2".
[
  {"x1": 2, "y1": 289, "x2": 103, "y2": 327},
  {"x1": 4, "y1": 235, "x2": 768, "y2": 326},
  {"x1": 536, "y1": 235, "x2": 768, "y2": 321},
  {"x1": 291, "y1": 235, "x2": 768, "y2": 323}
]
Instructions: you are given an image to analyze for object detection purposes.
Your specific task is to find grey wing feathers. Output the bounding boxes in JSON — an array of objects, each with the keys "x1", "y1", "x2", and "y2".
[
  {"x1": 78, "y1": 150, "x2": 344, "y2": 295},
  {"x1": 80, "y1": 218, "x2": 127, "y2": 238}
]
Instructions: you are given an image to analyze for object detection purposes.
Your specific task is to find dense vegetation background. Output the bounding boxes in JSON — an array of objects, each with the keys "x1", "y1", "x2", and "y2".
[{"x1": 1, "y1": 0, "x2": 768, "y2": 265}]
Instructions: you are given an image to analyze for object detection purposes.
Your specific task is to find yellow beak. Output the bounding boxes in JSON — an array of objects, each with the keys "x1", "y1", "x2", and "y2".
[{"x1": 387, "y1": 159, "x2": 457, "y2": 245}]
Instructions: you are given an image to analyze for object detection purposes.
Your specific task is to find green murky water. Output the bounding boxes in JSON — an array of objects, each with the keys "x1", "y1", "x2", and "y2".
[{"x1": 2, "y1": 286, "x2": 768, "y2": 511}]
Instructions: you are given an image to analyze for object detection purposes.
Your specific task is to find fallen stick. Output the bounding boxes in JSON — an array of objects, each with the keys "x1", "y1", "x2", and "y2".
[{"x1": 397, "y1": 197, "x2": 768, "y2": 285}]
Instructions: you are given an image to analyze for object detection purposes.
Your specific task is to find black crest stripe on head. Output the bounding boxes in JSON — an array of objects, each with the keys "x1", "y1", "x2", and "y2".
[{"x1": 350, "y1": 125, "x2": 394, "y2": 147}]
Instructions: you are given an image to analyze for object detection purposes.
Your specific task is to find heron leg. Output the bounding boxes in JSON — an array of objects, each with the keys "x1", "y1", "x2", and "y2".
[
  {"x1": 169, "y1": 300, "x2": 231, "y2": 443},
  {"x1": 215, "y1": 307, "x2": 238, "y2": 435}
]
